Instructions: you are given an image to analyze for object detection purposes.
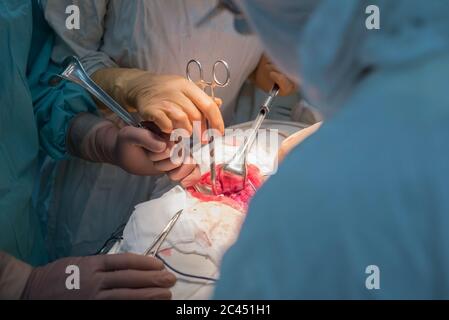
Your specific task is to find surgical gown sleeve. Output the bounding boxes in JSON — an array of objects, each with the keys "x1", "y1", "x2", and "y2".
[
  {"x1": 27, "y1": 0, "x2": 98, "y2": 160},
  {"x1": 214, "y1": 134, "x2": 384, "y2": 299},
  {"x1": 41, "y1": 0, "x2": 117, "y2": 75}
]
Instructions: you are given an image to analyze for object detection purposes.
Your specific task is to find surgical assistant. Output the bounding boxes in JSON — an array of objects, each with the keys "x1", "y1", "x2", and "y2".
[
  {"x1": 216, "y1": 0, "x2": 449, "y2": 299},
  {"x1": 40, "y1": 0, "x2": 296, "y2": 259},
  {"x1": 0, "y1": 0, "x2": 176, "y2": 299}
]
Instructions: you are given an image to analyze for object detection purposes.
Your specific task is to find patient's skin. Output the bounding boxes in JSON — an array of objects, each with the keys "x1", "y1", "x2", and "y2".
[{"x1": 278, "y1": 122, "x2": 322, "y2": 162}]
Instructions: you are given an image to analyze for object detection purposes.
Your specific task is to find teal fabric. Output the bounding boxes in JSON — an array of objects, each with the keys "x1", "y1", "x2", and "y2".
[
  {"x1": 29, "y1": 0, "x2": 98, "y2": 160},
  {"x1": 215, "y1": 0, "x2": 449, "y2": 299},
  {"x1": 0, "y1": 0, "x2": 96, "y2": 266},
  {"x1": 28, "y1": 0, "x2": 97, "y2": 238},
  {"x1": 299, "y1": 0, "x2": 449, "y2": 115},
  {"x1": 0, "y1": 0, "x2": 46, "y2": 266}
]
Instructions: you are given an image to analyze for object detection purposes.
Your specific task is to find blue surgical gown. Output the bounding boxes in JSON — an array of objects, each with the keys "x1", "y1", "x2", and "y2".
[
  {"x1": 0, "y1": 0, "x2": 96, "y2": 266},
  {"x1": 215, "y1": 53, "x2": 449, "y2": 299},
  {"x1": 215, "y1": 0, "x2": 449, "y2": 299}
]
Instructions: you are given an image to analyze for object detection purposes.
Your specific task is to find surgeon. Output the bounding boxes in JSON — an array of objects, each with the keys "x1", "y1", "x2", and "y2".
[
  {"x1": 215, "y1": 0, "x2": 449, "y2": 299},
  {"x1": 0, "y1": 0, "x2": 176, "y2": 299},
  {"x1": 38, "y1": 0, "x2": 298, "y2": 259}
]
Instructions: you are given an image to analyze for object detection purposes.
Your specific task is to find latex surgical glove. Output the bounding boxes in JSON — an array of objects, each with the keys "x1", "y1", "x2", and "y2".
[
  {"x1": 91, "y1": 68, "x2": 224, "y2": 136},
  {"x1": 147, "y1": 137, "x2": 201, "y2": 187},
  {"x1": 21, "y1": 253, "x2": 176, "y2": 300},
  {"x1": 0, "y1": 251, "x2": 33, "y2": 299},
  {"x1": 278, "y1": 122, "x2": 322, "y2": 162},
  {"x1": 252, "y1": 54, "x2": 297, "y2": 96},
  {"x1": 68, "y1": 113, "x2": 201, "y2": 185},
  {"x1": 68, "y1": 113, "x2": 167, "y2": 176}
]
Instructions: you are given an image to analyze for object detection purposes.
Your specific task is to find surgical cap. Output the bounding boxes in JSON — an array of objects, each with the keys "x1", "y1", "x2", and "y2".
[{"x1": 239, "y1": 0, "x2": 449, "y2": 116}]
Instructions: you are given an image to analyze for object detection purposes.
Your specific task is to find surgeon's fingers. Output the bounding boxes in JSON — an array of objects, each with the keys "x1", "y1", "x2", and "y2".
[
  {"x1": 102, "y1": 270, "x2": 176, "y2": 289},
  {"x1": 103, "y1": 253, "x2": 165, "y2": 271},
  {"x1": 214, "y1": 97, "x2": 223, "y2": 107},
  {"x1": 159, "y1": 101, "x2": 193, "y2": 135},
  {"x1": 97, "y1": 288, "x2": 173, "y2": 300},
  {"x1": 173, "y1": 93, "x2": 203, "y2": 124},
  {"x1": 174, "y1": 97, "x2": 201, "y2": 138},
  {"x1": 175, "y1": 94, "x2": 223, "y2": 139},
  {"x1": 148, "y1": 147, "x2": 172, "y2": 162},
  {"x1": 167, "y1": 162, "x2": 197, "y2": 182},
  {"x1": 180, "y1": 166, "x2": 202, "y2": 187},
  {"x1": 148, "y1": 138, "x2": 187, "y2": 163},
  {"x1": 153, "y1": 158, "x2": 183, "y2": 172},
  {"x1": 119, "y1": 126, "x2": 167, "y2": 153},
  {"x1": 270, "y1": 71, "x2": 297, "y2": 96},
  {"x1": 141, "y1": 108, "x2": 174, "y2": 134},
  {"x1": 182, "y1": 84, "x2": 225, "y2": 135}
]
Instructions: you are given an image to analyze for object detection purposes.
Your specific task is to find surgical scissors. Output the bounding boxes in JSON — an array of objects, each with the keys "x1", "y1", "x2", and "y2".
[
  {"x1": 186, "y1": 59, "x2": 230, "y2": 195},
  {"x1": 144, "y1": 209, "x2": 183, "y2": 257}
]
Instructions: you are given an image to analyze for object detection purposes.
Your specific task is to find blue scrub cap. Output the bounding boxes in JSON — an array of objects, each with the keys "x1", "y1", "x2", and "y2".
[{"x1": 239, "y1": 0, "x2": 449, "y2": 116}]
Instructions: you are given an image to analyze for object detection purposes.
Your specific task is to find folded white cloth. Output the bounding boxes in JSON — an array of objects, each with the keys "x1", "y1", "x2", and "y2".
[
  {"x1": 120, "y1": 184, "x2": 244, "y2": 263},
  {"x1": 116, "y1": 133, "x2": 280, "y2": 299},
  {"x1": 120, "y1": 186, "x2": 190, "y2": 255}
]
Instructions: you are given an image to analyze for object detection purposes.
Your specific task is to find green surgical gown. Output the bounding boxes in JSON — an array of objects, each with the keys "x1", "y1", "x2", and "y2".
[{"x1": 0, "y1": 0, "x2": 96, "y2": 266}]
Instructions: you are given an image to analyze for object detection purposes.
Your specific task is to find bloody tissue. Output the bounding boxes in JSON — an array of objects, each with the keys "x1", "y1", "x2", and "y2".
[{"x1": 187, "y1": 164, "x2": 264, "y2": 212}]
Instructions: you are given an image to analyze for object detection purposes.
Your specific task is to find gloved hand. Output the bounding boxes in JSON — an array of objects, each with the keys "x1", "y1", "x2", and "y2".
[
  {"x1": 150, "y1": 142, "x2": 202, "y2": 187},
  {"x1": 0, "y1": 251, "x2": 33, "y2": 299},
  {"x1": 68, "y1": 113, "x2": 201, "y2": 186},
  {"x1": 278, "y1": 122, "x2": 322, "y2": 162},
  {"x1": 21, "y1": 253, "x2": 176, "y2": 300},
  {"x1": 91, "y1": 68, "x2": 224, "y2": 136},
  {"x1": 252, "y1": 54, "x2": 297, "y2": 96}
]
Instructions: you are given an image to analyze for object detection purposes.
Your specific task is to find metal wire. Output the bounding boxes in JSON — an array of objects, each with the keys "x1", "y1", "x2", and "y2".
[{"x1": 156, "y1": 254, "x2": 219, "y2": 283}]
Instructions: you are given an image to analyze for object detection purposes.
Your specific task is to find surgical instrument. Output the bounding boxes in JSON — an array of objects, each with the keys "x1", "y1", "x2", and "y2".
[
  {"x1": 221, "y1": 84, "x2": 279, "y2": 193},
  {"x1": 51, "y1": 56, "x2": 142, "y2": 128},
  {"x1": 186, "y1": 59, "x2": 230, "y2": 195},
  {"x1": 144, "y1": 209, "x2": 184, "y2": 257}
]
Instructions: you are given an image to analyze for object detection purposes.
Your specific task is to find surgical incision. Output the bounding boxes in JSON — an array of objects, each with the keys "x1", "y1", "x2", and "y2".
[{"x1": 187, "y1": 164, "x2": 264, "y2": 212}]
